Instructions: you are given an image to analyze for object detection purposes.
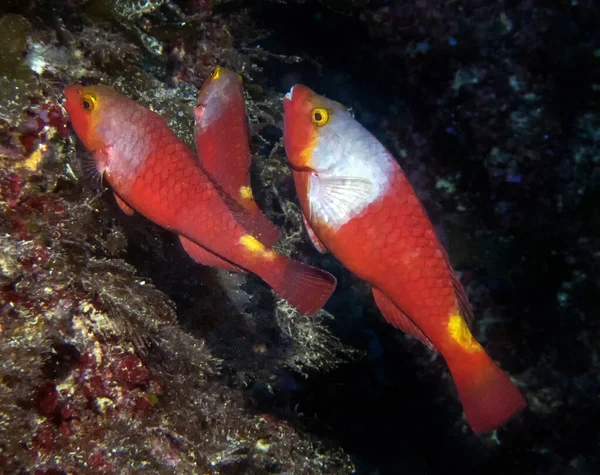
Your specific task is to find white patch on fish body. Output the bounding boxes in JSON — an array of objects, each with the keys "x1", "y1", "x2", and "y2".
[
  {"x1": 195, "y1": 74, "x2": 240, "y2": 134},
  {"x1": 96, "y1": 95, "x2": 166, "y2": 192},
  {"x1": 306, "y1": 107, "x2": 397, "y2": 230},
  {"x1": 195, "y1": 89, "x2": 227, "y2": 133}
]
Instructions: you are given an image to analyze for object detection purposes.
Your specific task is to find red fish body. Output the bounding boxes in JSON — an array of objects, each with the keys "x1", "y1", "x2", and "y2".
[
  {"x1": 194, "y1": 66, "x2": 280, "y2": 246},
  {"x1": 284, "y1": 84, "x2": 526, "y2": 432},
  {"x1": 64, "y1": 84, "x2": 336, "y2": 315}
]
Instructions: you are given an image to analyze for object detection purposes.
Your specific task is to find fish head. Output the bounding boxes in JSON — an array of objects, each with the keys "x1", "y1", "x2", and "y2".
[
  {"x1": 195, "y1": 66, "x2": 244, "y2": 131},
  {"x1": 64, "y1": 84, "x2": 117, "y2": 153},
  {"x1": 283, "y1": 84, "x2": 350, "y2": 173}
]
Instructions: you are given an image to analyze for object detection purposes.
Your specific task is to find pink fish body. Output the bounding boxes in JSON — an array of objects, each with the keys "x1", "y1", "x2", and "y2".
[
  {"x1": 283, "y1": 84, "x2": 526, "y2": 432},
  {"x1": 64, "y1": 84, "x2": 336, "y2": 315},
  {"x1": 194, "y1": 66, "x2": 280, "y2": 246}
]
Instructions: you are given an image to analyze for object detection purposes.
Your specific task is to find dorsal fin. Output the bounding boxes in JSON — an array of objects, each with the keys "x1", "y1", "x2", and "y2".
[
  {"x1": 414, "y1": 195, "x2": 475, "y2": 327},
  {"x1": 372, "y1": 287, "x2": 437, "y2": 351},
  {"x1": 437, "y1": 242, "x2": 474, "y2": 326}
]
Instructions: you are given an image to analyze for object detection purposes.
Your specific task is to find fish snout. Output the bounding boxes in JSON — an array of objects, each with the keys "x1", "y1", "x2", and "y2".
[{"x1": 64, "y1": 85, "x2": 84, "y2": 114}]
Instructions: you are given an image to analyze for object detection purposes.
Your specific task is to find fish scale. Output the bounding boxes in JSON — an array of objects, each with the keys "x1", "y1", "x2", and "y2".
[
  {"x1": 193, "y1": 66, "x2": 281, "y2": 246},
  {"x1": 323, "y1": 173, "x2": 456, "y2": 328},
  {"x1": 64, "y1": 83, "x2": 336, "y2": 316},
  {"x1": 284, "y1": 84, "x2": 526, "y2": 432}
]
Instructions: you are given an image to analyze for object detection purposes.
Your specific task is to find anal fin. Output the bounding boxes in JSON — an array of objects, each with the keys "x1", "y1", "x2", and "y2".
[
  {"x1": 180, "y1": 236, "x2": 246, "y2": 273},
  {"x1": 372, "y1": 287, "x2": 437, "y2": 351},
  {"x1": 114, "y1": 193, "x2": 134, "y2": 216},
  {"x1": 302, "y1": 212, "x2": 327, "y2": 254}
]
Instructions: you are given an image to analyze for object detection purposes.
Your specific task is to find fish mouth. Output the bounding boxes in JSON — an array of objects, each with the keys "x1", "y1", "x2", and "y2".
[
  {"x1": 63, "y1": 85, "x2": 82, "y2": 116},
  {"x1": 284, "y1": 85, "x2": 294, "y2": 101}
]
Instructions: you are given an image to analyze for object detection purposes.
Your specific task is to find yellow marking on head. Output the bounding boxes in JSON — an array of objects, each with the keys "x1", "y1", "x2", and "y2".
[
  {"x1": 299, "y1": 133, "x2": 318, "y2": 167},
  {"x1": 211, "y1": 66, "x2": 223, "y2": 80},
  {"x1": 240, "y1": 186, "x2": 253, "y2": 201},
  {"x1": 448, "y1": 314, "x2": 483, "y2": 353},
  {"x1": 240, "y1": 235, "x2": 275, "y2": 260}
]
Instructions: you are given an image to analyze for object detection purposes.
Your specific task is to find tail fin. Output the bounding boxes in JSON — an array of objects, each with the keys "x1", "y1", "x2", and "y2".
[
  {"x1": 256, "y1": 255, "x2": 336, "y2": 315},
  {"x1": 446, "y1": 350, "x2": 526, "y2": 433}
]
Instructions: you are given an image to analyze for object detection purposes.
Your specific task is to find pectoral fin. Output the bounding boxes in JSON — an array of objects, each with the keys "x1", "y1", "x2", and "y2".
[
  {"x1": 302, "y1": 212, "x2": 327, "y2": 254},
  {"x1": 309, "y1": 175, "x2": 373, "y2": 225},
  {"x1": 372, "y1": 287, "x2": 437, "y2": 351},
  {"x1": 180, "y1": 236, "x2": 246, "y2": 273},
  {"x1": 114, "y1": 193, "x2": 134, "y2": 216}
]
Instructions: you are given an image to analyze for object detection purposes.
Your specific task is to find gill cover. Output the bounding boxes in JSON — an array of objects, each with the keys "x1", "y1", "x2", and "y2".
[
  {"x1": 284, "y1": 84, "x2": 395, "y2": 229},
  {"x1": 64, "y1": 84, "x2": 110, "y2": 152}
]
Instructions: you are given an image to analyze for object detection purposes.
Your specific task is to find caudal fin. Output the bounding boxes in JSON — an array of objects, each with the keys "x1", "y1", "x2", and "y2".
[
  {"x1": 256, "y1": 256, "x2": 336, "y2": 315},
  {"x1": 446, "y1": 350, "x2": 526, "y2": 433}
]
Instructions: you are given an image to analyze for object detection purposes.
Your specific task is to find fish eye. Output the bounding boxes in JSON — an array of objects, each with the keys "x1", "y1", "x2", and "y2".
[
  {"x1": 311, "y1": 108, "x2": 329, "y2": 127},
  {"x1": 81, "y1": 94, "x2": 97, "y2": 112}
]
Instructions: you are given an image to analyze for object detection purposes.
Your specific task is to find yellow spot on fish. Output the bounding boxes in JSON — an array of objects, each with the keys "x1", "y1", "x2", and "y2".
[
  {"x1": 240, "y1": 235, "x2": 275, "y2": 259},
  {"x1": 299, "y1": 134, "x2": 317, "y2": 166},
  {"x1": 211, "y1": 66, "x2": 223, "y2": 80},
  {"x1": 448, "y1": 314, "x2": 482, "y2": 353},
  {"x1": 240, "y1": 186, "x2": 253, "y2": 201}
]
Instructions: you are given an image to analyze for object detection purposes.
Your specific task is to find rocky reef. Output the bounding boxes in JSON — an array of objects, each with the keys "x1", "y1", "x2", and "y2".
[{"x1": 0, "y1": 0, "x2": 598, "y2": 474}]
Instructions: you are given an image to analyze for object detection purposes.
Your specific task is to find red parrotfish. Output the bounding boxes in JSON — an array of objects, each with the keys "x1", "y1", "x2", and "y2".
[
  {"x1": 283, "y1": 84, "x2": 526, "y2": 433},
  {"x1": 193, "y1": 66, "x2": 280, "y2": 247},
  {"x1": 63, "y1": 84, "x2": 336, "y2": 315}
]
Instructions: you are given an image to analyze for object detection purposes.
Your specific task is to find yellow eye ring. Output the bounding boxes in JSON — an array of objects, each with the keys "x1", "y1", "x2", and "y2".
[
  {"x1": 311, "y1": 108, "x2": 329, "y2": 126},
  {"x1": 81, "y1": 94, "x2": 97, "y2": 112}
]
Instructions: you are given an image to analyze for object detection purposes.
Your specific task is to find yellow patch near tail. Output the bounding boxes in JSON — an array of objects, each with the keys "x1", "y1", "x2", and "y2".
[
  {"x1": 240, "y1": 186, "x2": 254, "y2": 201},
  {"x1": 239, "y1": 235, "x2": 275, "y2": 260},
  {"x1": 448, "y1": 314, "x2": 482, "y2": 353}
]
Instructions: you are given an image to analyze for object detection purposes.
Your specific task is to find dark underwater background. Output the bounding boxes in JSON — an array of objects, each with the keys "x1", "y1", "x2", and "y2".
[{"x1": 0, "y1": 0, "x2": 598, "y2": 473}]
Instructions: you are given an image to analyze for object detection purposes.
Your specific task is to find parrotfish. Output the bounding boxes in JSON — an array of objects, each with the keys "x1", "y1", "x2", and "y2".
[
  {"x1": 283, "y1": 84, "x2": 526, "y2": 433},
  {"x1": 194, "y1": 66, "x2": 279, "y2": 248},
  {"x1": 64, "y1": 84, "x2": 336, "y2": 315}
]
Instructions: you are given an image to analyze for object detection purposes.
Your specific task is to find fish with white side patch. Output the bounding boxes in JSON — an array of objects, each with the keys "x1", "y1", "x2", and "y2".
[{"x1": 283, "y1": 84, "x2": 526, "y2": 433}]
